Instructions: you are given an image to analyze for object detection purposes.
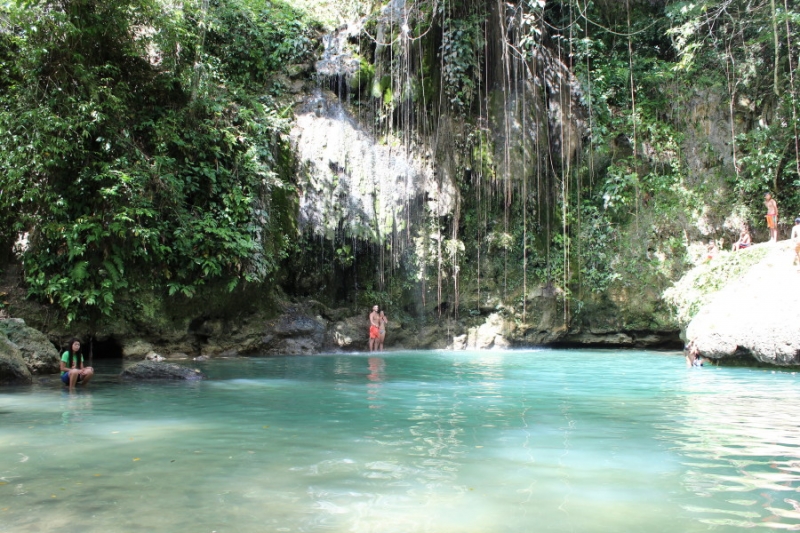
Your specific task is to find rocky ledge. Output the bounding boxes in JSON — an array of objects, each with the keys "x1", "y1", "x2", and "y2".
[{"x1": 681, "y1": 241, "x2": 800, "y2": 366}]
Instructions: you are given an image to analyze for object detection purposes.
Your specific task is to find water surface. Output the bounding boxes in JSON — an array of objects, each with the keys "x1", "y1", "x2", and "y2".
[{"x1": 2, "y1": 349, "x2": 800, "y2": 532}]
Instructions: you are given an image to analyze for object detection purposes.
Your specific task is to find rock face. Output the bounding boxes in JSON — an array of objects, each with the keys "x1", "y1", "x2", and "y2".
[
  {"x1": 264, "y1": 313, "x2": 327, "y2": 355},
  {"x1": 120, "y1": 361, "x2": 205, "y2": 381},
  {"x1": 686, "y1": 241, "x2": 800, "y2": 365},
  {"x1": 0, "y1": 336, "x2": 33, "y2": 384},
  {"x1": 0, "y1": 318, "x2": 60, "y2": 374}
]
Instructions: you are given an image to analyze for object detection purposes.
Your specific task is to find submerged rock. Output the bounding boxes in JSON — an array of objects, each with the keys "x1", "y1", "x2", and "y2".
[
  {"x1": 0, "y1": 336, "x2": 33, "y2": 384},
  {"x1": 120, "y1": 361, "x2": 205, "y2": 381},
  {"x1": 0, "y1": 318, "x2": 60, "y2": 374}
]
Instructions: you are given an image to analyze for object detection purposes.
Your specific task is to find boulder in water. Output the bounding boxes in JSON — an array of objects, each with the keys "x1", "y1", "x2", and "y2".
[
  {"x1": 0, "y1": 318, "x2": 60, "y2": 374},
  {"x1": 0, "y1": 336, "x2": 33, "y2": 385},
  {"x1": 684, "y1": 242, "x2": 800, "y2": 365},
  {"x1": 120, "y1": 361, "x2": 205, "y2": 381}
]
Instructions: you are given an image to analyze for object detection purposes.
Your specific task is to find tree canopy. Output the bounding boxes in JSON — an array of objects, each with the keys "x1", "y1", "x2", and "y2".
[{"x1": 0, "y1": 0, "x2": 318, "y2": 321}]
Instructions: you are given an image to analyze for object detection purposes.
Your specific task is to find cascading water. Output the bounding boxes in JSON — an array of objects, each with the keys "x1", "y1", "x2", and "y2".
[
  {"x1": 288, "y1": 0, "x2": 604, "y2": 346},
  {"x1": 291, "y1": 90, "x2": 453, "y2": 243}
]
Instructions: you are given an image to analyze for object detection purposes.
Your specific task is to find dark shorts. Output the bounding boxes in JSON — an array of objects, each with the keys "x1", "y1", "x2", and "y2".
[{"x1": 61, "y1": 371, "x2": 83, "y2": 385}]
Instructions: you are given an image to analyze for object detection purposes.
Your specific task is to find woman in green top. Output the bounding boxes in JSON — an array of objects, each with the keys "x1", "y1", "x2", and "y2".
[{"x1": 60, "y1": 337, "x2": 94, "y2": 389}]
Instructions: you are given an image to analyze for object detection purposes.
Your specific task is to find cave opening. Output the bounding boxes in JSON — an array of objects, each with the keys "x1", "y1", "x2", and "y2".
[{"x1": 88, "y1": 337, "x2": 124, "y2": 360}]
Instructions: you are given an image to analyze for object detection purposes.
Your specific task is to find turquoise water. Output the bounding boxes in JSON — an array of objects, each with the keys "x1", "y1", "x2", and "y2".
[{"x1": 2, "y1": 349, "x2": 800, "y2": 532}]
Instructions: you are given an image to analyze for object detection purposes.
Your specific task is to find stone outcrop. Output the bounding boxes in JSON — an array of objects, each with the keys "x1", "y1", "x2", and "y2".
[
  {"x1": 685, "y1": 241, "x2": 800, "y2": 365},
  {"x1": 328, "y1": 314, "x2": 367, "y2": 350},
  {"x1": 120, "y1": 361, "x2": 205, "y2": 380},
  {"x1": 0, "y1": 318, "x2": 60, "y2": 374},
  {"x1": 0, "y1": 336, "x2": 33, "y2": 384}
]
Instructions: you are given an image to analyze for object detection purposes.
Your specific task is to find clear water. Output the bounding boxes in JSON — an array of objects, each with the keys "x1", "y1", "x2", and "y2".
[{"x1": 2, "y1": 349, "x2": 800, "y2": 533}]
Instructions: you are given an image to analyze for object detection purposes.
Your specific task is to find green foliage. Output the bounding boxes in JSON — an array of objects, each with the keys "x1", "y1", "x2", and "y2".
[
  {"x1": 665, "y1": 0, "x2": 800, "y2": 222},
  {"x1": 349, "y1": 56, "x2": 374, "y2": 93},
  {"x1": 440, "y1": 16, "x2": 483, "y2": 112},
  {"x1": 735, "y1": 106, "x2": 800, "y2": 221},
  {"x1": 0, "y1": 0, "x2": 312, "y2": 321},
  {"x1": 577, "y1": 205, "x2": 621, "y2": 293},
  {"x1": 205, "y1": 0, "x2": 319, "y2": 90},
  {"x1": 664, "y1": 246, "x2": 769, "y2": 326}
]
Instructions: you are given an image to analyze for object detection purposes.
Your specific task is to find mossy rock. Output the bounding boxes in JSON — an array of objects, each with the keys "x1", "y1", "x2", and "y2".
[{"x1": 0, "y1": 337, "x2": 33, "y2": 385}]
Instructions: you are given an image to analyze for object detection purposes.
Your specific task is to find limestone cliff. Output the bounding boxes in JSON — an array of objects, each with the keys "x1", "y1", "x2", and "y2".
[{"x1": 669, "y1": 241, "x2": 800, "y2": 365}]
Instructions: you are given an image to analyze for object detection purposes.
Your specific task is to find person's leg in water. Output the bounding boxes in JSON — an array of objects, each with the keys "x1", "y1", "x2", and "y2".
[{"x1": 68, "y1": 368, "x2": 80, "y2": 389}]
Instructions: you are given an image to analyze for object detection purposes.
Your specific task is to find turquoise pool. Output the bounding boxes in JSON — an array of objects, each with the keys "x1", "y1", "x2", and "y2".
[{"x1": 2, "y1": 349, "x2": 799, "y2": 532}]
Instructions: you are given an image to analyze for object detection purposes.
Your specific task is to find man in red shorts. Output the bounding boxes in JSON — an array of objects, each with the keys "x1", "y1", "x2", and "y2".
[{"x1": 368, "y1": 305, "x2": 381, "y2": 351}]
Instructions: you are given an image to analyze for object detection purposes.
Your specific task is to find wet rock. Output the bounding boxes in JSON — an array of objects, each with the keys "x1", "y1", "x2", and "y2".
[
  {"x1": 465, "y1": 313, "x2": 514, "y2": 350},
  {"x1": 122, "y1": 339, "x2": 154, "y2": 359},
  {"x1": 0, "y1": 336, "x2": 33, "y2": 385},
  {"x1": 451, "y1": 334, "x2": 467, "y2": 350},
  {"x1": 145, "y1": 351, "x2": 165, "y2": 362},
  {"x1": 120, "y1": 361, "x2": 205, "y2": 381},
  {"x1": 258, "y1": 311, "x2": 327, "y2": 355},
  {"x1": 0, "y1": 318, "x2": 60, "y2": 374},
  {"x1": 328, "y1": 315, "x2": 367, "y2": 350}
]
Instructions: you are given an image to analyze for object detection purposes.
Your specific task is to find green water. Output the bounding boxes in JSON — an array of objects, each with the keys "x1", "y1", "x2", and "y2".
[{"x1": 2, "y1": 349, "x2": 800, "y2": 532}]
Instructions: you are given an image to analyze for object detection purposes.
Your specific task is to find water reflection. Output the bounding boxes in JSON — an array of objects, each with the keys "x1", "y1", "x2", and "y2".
[
  {"x1": 60, "y1": 389, "x2": 94, "y2": 425},
  {"x1": 367, "y1": 357, "x2": 385, "y2": 409},
  {"x1": 665, "y1": 370, "x2": 800, "y2": 529}
]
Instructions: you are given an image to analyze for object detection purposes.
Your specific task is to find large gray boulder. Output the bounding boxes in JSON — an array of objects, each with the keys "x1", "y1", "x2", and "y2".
[
  {"x1": 259, "y1": 312, "x2": 327, "y2": 355},
  {"x1": 0, "y1": 318, "x2": 60, "y2": 374},
  {"x1": 685, "y1": 241, "x2": 800, "y2": 365},
  {"x1": 120, "y1": 361, "x2": 205, "y2": 381},
  {"x1": 0, "y1": 336, "x2": 33, "y2": 384}
]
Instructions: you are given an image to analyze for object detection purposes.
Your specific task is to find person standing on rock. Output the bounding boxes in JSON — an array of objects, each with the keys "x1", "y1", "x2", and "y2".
[
  {"x1": 60, "y1": 337, "x2": 93, "y2": 389},
  {"x1": 377, "y1": 310, "x2": 388, "y2": 351},
  {"x1": 368, "y1": 305, "x2": 381, "y2": 352},
  {"x1": 765, "y1": 192, "x2": 779, "y2": 243},
  {"x1": 792, "y1": 217, "x2": 800, "y2": 266}
]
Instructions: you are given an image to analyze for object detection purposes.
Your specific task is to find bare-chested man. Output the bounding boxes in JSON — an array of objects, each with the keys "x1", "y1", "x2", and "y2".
[
  {"x1": 765, "y1": 192, "x2": 779, "y2": 243},
  {"x1": 368, "y1": 305, "x2": 381, "y2": 351}
]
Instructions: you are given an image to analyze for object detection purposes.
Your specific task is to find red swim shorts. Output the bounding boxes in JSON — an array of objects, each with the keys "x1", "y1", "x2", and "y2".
[{"x1": 369, "y1": 325, "x2": 379, "y2": 339}]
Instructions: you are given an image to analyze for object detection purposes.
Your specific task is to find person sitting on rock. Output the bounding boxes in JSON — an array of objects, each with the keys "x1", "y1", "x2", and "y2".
[
  {"x1": 706, "y1": 240, "x2": 719, "y2": 261},
  {"x1": 731, "y1": 227, "x2": 751, "y2": 252},
  {"x1": 60, "y1": 338, "x2": 93, "y2": 389}
]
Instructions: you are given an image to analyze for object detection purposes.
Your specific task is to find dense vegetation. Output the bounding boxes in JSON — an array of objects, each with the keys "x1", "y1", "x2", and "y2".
[
  {"x1": 0, "y1": 0, "x2": 318, "y2": 321},
  {"x1": 0, "y1": 0, "x2": 798, "y2": 330},
  {"x1": 289, "y1": 0, "x2": 800, "y2": 325}
]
